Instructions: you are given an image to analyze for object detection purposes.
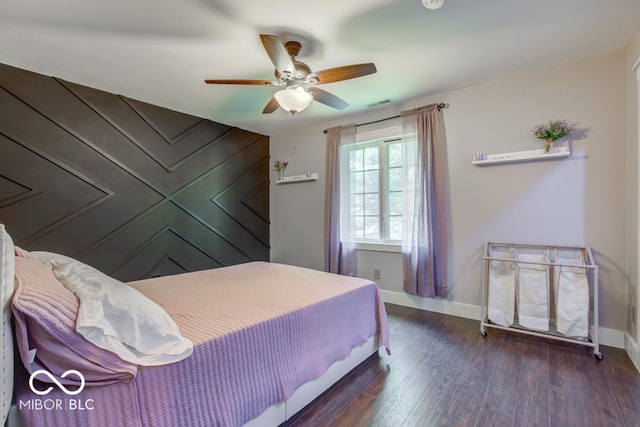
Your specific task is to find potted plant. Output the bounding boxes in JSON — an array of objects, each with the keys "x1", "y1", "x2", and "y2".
[
  {"x1": 532, "y1": 119, "x2": 576, "y2": 153},
  {"x1": 273, "y1": 159, "x2": 288, "y2": 181}
]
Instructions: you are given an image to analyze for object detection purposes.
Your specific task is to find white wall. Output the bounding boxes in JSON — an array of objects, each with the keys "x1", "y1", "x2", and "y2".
[
  {"x1": 270, "y1": 50, "x2": 629, "y2": 344},
  {"x1": 626, "y1": 25, "x2": 640, "y2": 368}
]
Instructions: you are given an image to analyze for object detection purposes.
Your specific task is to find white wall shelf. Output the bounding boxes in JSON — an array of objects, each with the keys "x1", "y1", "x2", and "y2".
[
  {"x1": 276, "y1": 173, "x2": 318, "y2": 185},
  {"x1": 472, "y1": 146, "x2": 570, "y2": 166}
]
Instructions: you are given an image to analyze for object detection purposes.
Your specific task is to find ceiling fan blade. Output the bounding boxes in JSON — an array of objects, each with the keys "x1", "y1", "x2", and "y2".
[
  {"x1": 309, "y1": 88, "x2": 348, "y2": 110},
  {"x1": 204, "y1": 79, "x2": 275, "y2": 85},
  {"x1": 310, "y1": 63, "x2": 377, "y2": 85},
  {"x1": 262, "y1": 97, "x2": 280, "y2": 114},
  {"x1": 260, "y1": 34, "x2": 295, "y2": 78}
]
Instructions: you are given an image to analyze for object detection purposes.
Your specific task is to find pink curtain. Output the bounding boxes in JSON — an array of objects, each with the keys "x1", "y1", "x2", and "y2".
[
  {"x1": 324, "y1": 124, "x2": 357, "y2": 276},
  {"x1": 401, "y1": 104, "x2": 448, "y2": 297}
]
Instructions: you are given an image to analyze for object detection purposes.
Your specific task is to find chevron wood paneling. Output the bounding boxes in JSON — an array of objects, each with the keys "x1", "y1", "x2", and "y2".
[{"x1": 0, "y1": 63, "x2": 269, "y2": 281}]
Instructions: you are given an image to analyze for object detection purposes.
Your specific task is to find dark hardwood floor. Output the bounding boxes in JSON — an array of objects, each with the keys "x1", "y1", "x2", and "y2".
[{"x1": 283, "y1": 303, "x2": 640, "y2": 427}]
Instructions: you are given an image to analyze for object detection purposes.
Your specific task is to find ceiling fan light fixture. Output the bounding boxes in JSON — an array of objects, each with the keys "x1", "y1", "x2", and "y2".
[
  {"x1": 422, "y1": 0, "x2": 444, "y2": 9},
  {"x1": 274, "y1": 86, "x2": 313, "y2": 115}
]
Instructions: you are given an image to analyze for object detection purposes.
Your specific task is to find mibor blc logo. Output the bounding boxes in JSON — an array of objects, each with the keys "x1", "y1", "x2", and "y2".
[
  {"x1": 29, "y1": 369, "x2": 86, "y2": 396},
  {"x1": 20, "y1": 369, "x2": 94, "y2": 411}
]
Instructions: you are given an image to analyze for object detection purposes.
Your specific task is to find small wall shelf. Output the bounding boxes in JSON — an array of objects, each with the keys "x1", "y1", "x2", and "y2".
[
  {"x1": 276, "y1": 173, "x2": 318, "y2": 185},
  {"x1": 472, "y1": 146, "x2": 570, "y2": 166}
]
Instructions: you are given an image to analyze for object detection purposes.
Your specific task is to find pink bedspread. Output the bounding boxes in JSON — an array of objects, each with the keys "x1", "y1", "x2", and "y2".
[{"x1": 16, "y1": 262, "x2": 389, "y2": 427}]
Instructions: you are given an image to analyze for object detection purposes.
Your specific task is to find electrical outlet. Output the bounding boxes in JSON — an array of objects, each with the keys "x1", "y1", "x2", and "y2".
[{"x1": 373, "y1": 269, "x2": 381, "y2": 280}]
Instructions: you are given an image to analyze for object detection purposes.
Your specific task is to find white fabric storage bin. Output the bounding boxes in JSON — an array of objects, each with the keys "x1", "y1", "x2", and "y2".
[
  {"x1": 516, "y1": 252, "x2": 550, "y2": 332},
  {"x1": 554, "y1": 257, "x2": 589, "y2": 337},
  {"x1": 487, "y1": 250, "x2": 516, "y2": 327},
  {"x1": 480, "y1": 243, "x2": 600, "y2": 360}
]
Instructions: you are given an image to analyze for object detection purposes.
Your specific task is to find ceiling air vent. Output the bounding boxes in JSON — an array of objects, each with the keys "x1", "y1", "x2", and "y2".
[{"x1": 367, "y1": 99, "x2": 391, "y2": 108}]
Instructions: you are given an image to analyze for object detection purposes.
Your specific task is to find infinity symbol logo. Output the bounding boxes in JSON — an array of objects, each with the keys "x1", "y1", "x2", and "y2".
[{"x1": 29, "y1": 369, "x2": 86, "y2": 396}]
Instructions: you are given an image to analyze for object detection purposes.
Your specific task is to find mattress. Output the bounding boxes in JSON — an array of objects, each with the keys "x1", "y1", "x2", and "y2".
[{"x1": 15, "y1": 261, "x2": 389, "y2": 427}]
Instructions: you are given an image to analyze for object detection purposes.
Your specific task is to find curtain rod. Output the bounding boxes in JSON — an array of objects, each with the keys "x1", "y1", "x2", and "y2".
[{"x1": 322, "y1": 103, "x2": 448, "y2": 134}]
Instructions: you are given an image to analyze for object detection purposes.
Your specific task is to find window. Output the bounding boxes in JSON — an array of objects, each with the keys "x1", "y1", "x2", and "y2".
[{"x1": 341, "y1": 127, "x2": 414, "y2": 244}]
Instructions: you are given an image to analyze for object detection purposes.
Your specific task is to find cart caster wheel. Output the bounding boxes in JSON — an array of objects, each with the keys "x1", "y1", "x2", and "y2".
[
  {"x1": 594, "y1": 352, "x2": 603, "y2": 361},
  {"x1": 480, "y1": 330, "x2": 487, "y2": 337}
]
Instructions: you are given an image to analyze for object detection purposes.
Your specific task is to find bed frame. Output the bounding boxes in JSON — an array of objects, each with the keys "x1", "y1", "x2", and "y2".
[
  {"x1": 245, "y1": 335, "x2": 379, "y2": 426},
  {"x1": 1, "y1": 224, "x2": 15, "y2": 427},
  {"x1": 1, "y1": 225, "x2": 381, "y2": 427}
]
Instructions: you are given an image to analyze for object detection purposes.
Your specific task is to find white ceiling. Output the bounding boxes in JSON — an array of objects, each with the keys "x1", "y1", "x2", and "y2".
[{"x1": 1, "y1": 0, "x2": 639, "y2": 136}]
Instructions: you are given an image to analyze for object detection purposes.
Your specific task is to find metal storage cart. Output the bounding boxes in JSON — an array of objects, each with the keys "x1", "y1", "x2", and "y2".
[{"x1": 480, "y1": 242, "x2": 601, "y2": 359}]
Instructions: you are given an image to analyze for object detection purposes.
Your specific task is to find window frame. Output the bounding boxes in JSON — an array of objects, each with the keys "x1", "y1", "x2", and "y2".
[{"x1": 341, "y1": 126, "x2": 405, "y2": 245}]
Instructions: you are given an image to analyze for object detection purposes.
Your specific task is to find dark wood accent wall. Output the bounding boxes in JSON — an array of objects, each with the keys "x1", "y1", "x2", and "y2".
[{"x1": 0, "y1": 64, "x2": 269, "y2": 281}]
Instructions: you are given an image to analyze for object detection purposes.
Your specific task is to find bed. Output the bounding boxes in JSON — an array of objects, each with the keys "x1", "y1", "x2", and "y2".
[{"x1": 0, "y1": 224, "x2": 390, "y2": 427}]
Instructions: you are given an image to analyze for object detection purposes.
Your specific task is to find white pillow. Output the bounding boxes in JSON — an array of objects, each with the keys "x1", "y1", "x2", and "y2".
[{"x1": 31, "y1": 251, "x2": 192, "y2": 366}]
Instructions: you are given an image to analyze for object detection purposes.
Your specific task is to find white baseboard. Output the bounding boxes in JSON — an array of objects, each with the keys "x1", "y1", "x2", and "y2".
[
  {"x1": 380, "y1": 289, "x2": 625, "y2": 349},
  {"x1": 624, "y1": 333, "x2": 640, "y2": 372},
  {"x1": 380, "y1": 289, "x2": 481, "y2": 319}
]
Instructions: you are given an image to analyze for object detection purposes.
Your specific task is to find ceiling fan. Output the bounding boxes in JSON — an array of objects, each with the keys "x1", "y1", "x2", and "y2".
[{"x1": 204, "y1": 34, "x2": 377, "y2": 115}]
